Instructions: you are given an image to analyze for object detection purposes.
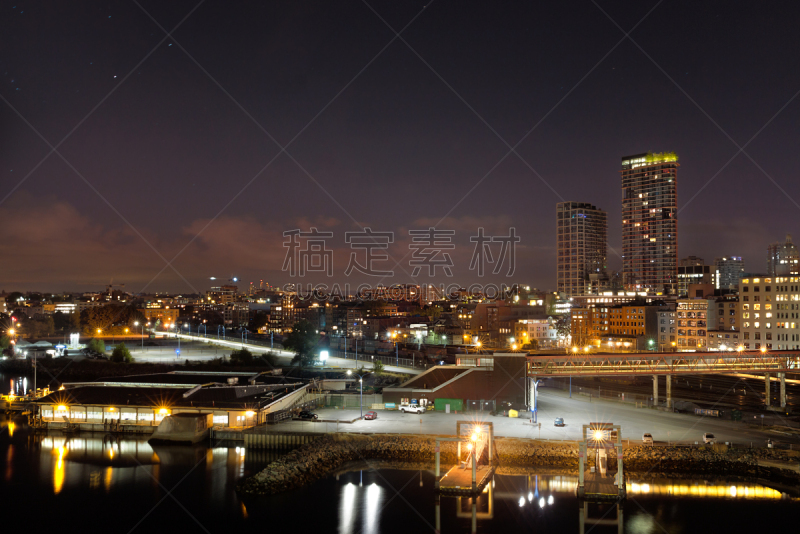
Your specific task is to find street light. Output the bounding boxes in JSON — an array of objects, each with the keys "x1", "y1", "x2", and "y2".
[
  {"x1": 134, "y1": 321, "x2": 144, "y2": 349},
  {"x1": 347, "y1": 369, "x2": 369, "y2": 419}
]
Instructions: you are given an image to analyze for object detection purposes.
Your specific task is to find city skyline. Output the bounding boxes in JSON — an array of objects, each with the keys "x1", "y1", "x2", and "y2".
[{"x1": 2, "y1": 2, "x2": 800, "y2": 292}]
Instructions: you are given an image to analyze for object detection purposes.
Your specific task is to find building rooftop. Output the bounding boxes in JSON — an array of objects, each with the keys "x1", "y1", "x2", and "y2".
[{"x1": 35, "y1": 382, "x2": 304, "y2": 410}]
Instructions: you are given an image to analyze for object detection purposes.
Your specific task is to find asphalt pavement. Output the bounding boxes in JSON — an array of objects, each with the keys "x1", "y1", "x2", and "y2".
[{"x1": 273, "y1": 388, "x2": 800, "y2": 449}]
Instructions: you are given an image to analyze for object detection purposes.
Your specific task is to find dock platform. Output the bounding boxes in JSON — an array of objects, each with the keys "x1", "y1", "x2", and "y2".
[
  {"x1": 579, "y1": 471, "x2": 625, "y2": 501},
  {"x1": 437, "y1": 464, "x2": 494, "y2": 495}
]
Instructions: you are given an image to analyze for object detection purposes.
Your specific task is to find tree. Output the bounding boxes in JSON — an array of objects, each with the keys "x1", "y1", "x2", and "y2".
[
  {"x1": 230, "y1": 348, "x2": 254, "y2": 365},
  {"x1": 372, "y1": 359, "x2": 384, "y2": 375},
  {"x1": 88, "y1": 338, "x2": 106, "y2": 354},
  {"x1": 554, "y1": 314, "x2": 571, "y2": 339},
  {"x1": 283, "y1": 320, "x2": 320, "y2": 368},
  {"x1": 0, "y1": 335, "x2": 10, "y2": 351},
  {"x1": 110, "y1": 343, "x2": 132, "y2": 363}
]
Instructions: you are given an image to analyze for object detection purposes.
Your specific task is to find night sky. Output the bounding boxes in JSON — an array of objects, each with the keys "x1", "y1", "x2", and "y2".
[{"x1": 2, "y1": 1, "x2": 800, "y2": 294}]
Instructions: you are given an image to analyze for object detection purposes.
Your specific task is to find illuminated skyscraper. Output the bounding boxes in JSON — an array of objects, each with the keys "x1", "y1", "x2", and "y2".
[
  {"x1": 621, "y1": 152, "x2": 678, "y2": 294},
  {"x1": 556, "y1": 201, "x2": 608, "y2": 297},
  {"x1": 714, "y1": 256, "x2": 745, "y2": 289},
  {"x1": 767, "y1": 234, "x2": 799, "y2": 277}
]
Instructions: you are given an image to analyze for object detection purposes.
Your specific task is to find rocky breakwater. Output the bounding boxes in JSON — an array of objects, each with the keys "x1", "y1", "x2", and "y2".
[
  {"x1": 624, "y1": 445, "x2": 800, "y2": 483},
  {"x1": 238, "y1": 433, "x2": 459, "y2": 495},
  {"x1": 494, "y1": 438, "x2": 579, "y2": 468}
]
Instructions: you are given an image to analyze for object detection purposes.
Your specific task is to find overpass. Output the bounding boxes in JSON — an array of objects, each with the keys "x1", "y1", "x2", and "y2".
[
  {"x1": 165, "y1": 331, "x2": 422, "y2": 375},
  {"x1": 527, "y1": 350, "x2": 800, "y2": 410}
]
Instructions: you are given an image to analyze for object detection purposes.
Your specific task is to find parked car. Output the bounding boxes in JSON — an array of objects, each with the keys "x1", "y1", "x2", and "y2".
[
  {"x1": 399, "y1": 404, "x2": 425, "y2": 414},
  {"x1": 363, "y1": 411, "x2": 378, "y2": 420},
  {"x1": 554, "y1": 417, "x2": 565, "y2": 427},
  {"x1": 298, "y1": 411, "x2": 318, "y2": 420},
  {"x1": 703, "y1": 432, "x2": 715, "y2": 444},
  {"x1": 642, "y1": 433, "x2": 654, "y2": 445}
]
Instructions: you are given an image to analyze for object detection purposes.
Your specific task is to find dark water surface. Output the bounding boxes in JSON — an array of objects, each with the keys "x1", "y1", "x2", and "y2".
[
  {"x1": 0, "y1": 419, "x2": 798, "y2": 534},
  {"x1": 1, "y1": 373, "x2": 799, "y2": 533}
]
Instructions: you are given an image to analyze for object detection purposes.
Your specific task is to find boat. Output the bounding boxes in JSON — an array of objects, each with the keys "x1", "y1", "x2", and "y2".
[{"x1": 148, "y1": 413, "x2": 213, "y2": 444}]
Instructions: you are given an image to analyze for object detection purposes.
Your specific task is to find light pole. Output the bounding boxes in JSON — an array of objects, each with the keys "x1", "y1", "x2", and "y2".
[
  {"x1": 199, "y1": 324, "x2": 207, "y2": 337},
  {"x1": 347, "y1": 369, "x2": 369, "y2": 419},
  {"x1": 135, "y1": 321, "x2": 143, "y2": 349},
  {"x1": 391, "y1": 332, "x2": 398, "y2": 367}
]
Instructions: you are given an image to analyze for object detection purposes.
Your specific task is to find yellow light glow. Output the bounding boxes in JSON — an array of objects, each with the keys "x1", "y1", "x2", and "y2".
[
  {"x1": 760, "y1": 347, "x2": 767, "y2": 353},
  {"x1": 246, "y1": 411, "x2": 255, "y2": 417},
  {"x1": 7, "y1": 422, "x2": 15, "y2": 437},
  {"x1": 467, "y1": 443, "x2": 473, "y2": 451},
  {"x1": 572, "y1": 347, "x2": 578, "y2": 353},
  {"x1": 7, "y1": 329, "x2": 14, "y2": 335},
  {"x1": 57, "y1": 405, "x2": 66, "y2": 411},
  {"x1": 108, "y1": 407, "x2": 114, "y2": 411},
  {"x1": 158, "y1": 408, "x2": 168, "y2": 414},
  {"x1": 53, "y1": 447, "x2": 66, "y2": 494},
  {"x1": 511, "y1": 344, "x2": 517, "y2": 350},
  {"x1": 593, "y1": 430, "x2": 604, "y2": 440}
]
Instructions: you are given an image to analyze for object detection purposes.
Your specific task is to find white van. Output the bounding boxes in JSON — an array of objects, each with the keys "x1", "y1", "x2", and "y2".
[{"x1": 642, "y1": 433, "x2": 654, "y2": 445}]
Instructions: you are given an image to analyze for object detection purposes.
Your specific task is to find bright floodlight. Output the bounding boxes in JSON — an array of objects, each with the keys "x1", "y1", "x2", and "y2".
[
  {"x1": 471, "y1": 433, "x2": 478, "y2": 442},
  {"x1": 593, "y1": 430, "x2": 604, "y2": 440},
  {"x1": 320, "y1": 350, "x2": 329, "y2": 361},
  {"x1": 347, "y1": 370, "x2": 352, "y2": 375}
]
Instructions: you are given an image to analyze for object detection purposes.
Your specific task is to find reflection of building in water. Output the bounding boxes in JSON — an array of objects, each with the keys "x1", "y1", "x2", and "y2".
[{"x1": 436, "y1": 475, "x2": 494, "y2": 534}]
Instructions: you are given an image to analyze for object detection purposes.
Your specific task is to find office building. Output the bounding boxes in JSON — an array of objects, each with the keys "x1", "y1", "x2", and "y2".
[
  {"x1": 621, "y1": 152, "x2": 679, "y2": 295},
  {"x1": 556, "y1": 201, "x2": 608, "y2": 297},
  {"x1": 715, "y1": 256, "x2": 745, "y2": 290},
  {"x1": 767, "y1": 234, "x2": 799, "y2": 277},
  {"x1": 677, "y1": 256, "x2": 713, "y2": 297},
  {"x1": 676, "y1": 298, "x2": 708, "y2": 351},
  {"x1": 739, "y1": 275, "x2": 800, "y2": 350}
]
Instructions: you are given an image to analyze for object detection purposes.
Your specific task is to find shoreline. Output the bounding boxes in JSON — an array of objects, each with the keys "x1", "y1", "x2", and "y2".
[{"x1": 237, "y1": 433, "x2": 800, "y2": 496}]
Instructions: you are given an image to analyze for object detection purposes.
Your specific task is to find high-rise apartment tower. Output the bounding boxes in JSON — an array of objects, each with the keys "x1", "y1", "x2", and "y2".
[
  {"x1": 557, "y1": 201, "x2": 608, "y2": 297},
  {"x1": 621, "y1": 152, "x2": 678, "y2": 294}
]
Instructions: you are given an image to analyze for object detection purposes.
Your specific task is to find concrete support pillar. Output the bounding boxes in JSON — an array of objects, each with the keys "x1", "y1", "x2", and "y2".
[
  {"x1": 435, "y1": 495, "x2": 441, "y2": 533},
  {"x1": 765, "y1": 373, "x2": 771, "y2": 407},
  {"x1": 652, "y1": 375, "x2": 658, "y2": 407},
  {"x1": 780, "y1": 372, "x2": 786, "y2": 409},
  {"x1": 666, "y1": 374, "x2": 672, "y2": 409}
]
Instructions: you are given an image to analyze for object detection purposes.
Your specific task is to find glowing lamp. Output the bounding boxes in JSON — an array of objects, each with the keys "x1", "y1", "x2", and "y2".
[
  {"x1": 57, "y1": 405, "x2": 66, "y2": 411},
  {"x1": 246, "y1": 411, "x2": 255, "y2": 417},
  {"x1": 593, "y1": 430, "x2": 604, "y2": 441},
  {"x1": 159, "y1": 408, "x2": 168, "y2": 414}
]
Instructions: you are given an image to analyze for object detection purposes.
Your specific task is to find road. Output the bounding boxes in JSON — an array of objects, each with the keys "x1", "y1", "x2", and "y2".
[
  {"x1": 273, "y1": 388, "x2": 800, "y2": 448},
  {"x1": 130, "y1": 335, "x2": 422, "y2": 374}
]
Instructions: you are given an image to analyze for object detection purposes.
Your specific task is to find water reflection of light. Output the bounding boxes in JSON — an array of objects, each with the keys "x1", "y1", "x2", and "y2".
[
  {"x1": 104, "y1": 467, "x2": 113, "y2": 492},
  {"x1": 7, "y1": 422, "x2": 14, "y2": 437},
  {"x1": 5, "y1": 444, "x2": 12, "y2": 482},
  {"x1": 628, "y1": 513, "x2": 656, "y2": 534},
  {"x1": 53, "y1": 447, "x2": 66, "y2": 494},
  {"x1": 518, "y1": 497, "x2": 525, "y2": 507},
  {"x1": 627, "y1": 482, "x2": 782, "y2": 499},
  {"x1": 547, "y1": 495, "x2": 554, "y2": 505},
  {"x1": 527, "y1": 491, "x2": 533, "y2": 502},
  {"x1": 538, "y1": 497, "x2": 545, "y2": 508},
  {"x1": 363, "y1": 483, "x2": 383, "y2": 534},
  {"x1": 339, "y1": 483, "x2": 356, "y2": 534}
]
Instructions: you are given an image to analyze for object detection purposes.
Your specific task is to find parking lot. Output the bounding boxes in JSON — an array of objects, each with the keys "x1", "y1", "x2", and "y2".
[{"x1": 274, "y1": 388, "x2": 800, "y2": 448}]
